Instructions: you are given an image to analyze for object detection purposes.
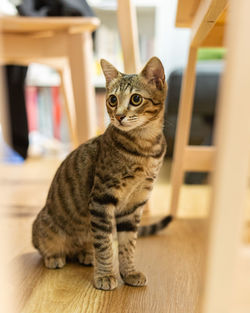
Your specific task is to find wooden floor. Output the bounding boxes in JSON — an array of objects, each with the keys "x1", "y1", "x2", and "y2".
[{"x1": 0, "y1": 157, "x2": 249, "y2": 313}]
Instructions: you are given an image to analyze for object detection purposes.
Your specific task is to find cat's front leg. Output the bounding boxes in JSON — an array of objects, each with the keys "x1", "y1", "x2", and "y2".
[
  {"x1": 89, "y1": 199, "x2": 117, "y2": 291},
  {"x1": 116, "y1": 208, "x2": 148, "y2": 287}
]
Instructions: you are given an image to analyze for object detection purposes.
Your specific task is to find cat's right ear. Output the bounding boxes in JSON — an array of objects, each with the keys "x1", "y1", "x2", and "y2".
[{"x1": 100, "y1": 59, "x2": 120, "y2": 85}]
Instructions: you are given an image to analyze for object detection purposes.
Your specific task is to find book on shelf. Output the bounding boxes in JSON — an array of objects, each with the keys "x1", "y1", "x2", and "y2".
[
  {"x1": 25, "y1": 86, "x2": 38, "y2": 132},
  {"x1": 25, "y1": 86, "x2": 69, "y2": 143},
  {"x1": 51, "y1": 86, "x2": 61, "y2": 141}
]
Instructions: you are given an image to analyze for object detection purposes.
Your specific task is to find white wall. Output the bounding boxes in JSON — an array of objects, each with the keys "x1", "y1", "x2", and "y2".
[
  {"x1": 155, "y1": 0, "x2": 191, "y2": 79},
  {"x1": 0, "y1": 0, "x2": 17, "y2": 15}
]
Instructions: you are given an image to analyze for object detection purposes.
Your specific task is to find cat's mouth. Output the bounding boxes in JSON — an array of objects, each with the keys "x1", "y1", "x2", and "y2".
[
  {"x1": 111, "y1": 116, "x2": 141, "y2": 130},
  {"x1": 113, "y1": 120, "x2": 140, "y2": 131},
  {"x1": 116, "y1": 120, "x2": 126, "y2": 128}
]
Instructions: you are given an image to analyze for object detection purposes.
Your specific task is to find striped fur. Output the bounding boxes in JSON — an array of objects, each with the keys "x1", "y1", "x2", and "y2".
[
  {"x1": 138, "y1": 215, "x2": 173, "y2": 237},
  {"x1": 32, "y1": 57, "x2": 172, "y2": 290}
]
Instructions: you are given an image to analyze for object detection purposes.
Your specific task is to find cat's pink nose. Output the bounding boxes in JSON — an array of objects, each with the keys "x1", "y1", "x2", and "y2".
[{"x1": 115, "y1": 114, "x2": 126, "y2": 122}]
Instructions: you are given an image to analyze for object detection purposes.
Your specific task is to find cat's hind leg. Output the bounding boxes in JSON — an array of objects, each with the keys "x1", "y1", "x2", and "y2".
[
  {"x1": 44, "y1": 255, "x2": 66, "y2": 269},
  {"x1": 69, "y1": 232, "x2": 94, "y2": 266},
  {"x1": 32, "y1": 213, "x2": 68, "y2": 269},
  {"x1": 77, "y1": 251, "x2": 94, "y2": 266},
  {"x1": 41, "y1": 238, "x2": 67, "y2": 269},
  {"x1": 77, "y1": 242, "x2": 94, "y2": 266}
]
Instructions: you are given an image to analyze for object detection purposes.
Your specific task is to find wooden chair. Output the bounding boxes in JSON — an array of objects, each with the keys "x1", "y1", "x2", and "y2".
[
  {"x1": 0, "y1": 16, "x2": 100, "y2": 148},
  {"x1": 174, "y1": 0, "x2": 250, "y2": 312},
  {"x1": 170, "y1": 0, "x2": 228, "y2": 216}
]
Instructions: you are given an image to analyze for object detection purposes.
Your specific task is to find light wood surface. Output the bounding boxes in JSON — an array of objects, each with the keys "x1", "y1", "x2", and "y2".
[
  {"x1": 200, "y1": 5, "x2": 227, "y2": 47},
  {"x1": 67, "y1": 32, "x2": 97, "y2": 141},
  {"x1": 0, "y1": 16, "x2": 99, "y2": 34},
  {"x1": 183, "y1": 146, "x2": 215, "y2": 172},
  {"x1": 176, "y1": 0, "x2": 227, "y2": 31},
  {"x1": 11, "y1": 219, "x2": 206, "y2": 313},
  {"x1": 191, "y1": 0, "x2": 227, "y2": 47},
  {"x1": 169, "y1": 47, "x2": 198, "y2": 216},
  {"x1": 171, "y1": 3, "x2": 250, "y2": 310},
  {"x1": 200, "y1": 0, "x2": 250, "y2": 311},
  {"x1": 117, "y1": 0, "x2": 141, "y2": 73},
  {"x1": 170, "y1": 0, "x2": 228, "y2": 216},
  {"x1": 58, "y1": 65, "x2": 78, "y2": 148},
  {"x1": 0, "y1": 158, "x2": 205, "y2": 313},
  {"x1": 0, "y1": 157, "x2": 249, "y2": 312},
  {"x1": 175, "y1": 0, "x2": 201, "y2": 28},
  {"x1": 0, "y1": 16, "x2": 100, "y2": 146}
]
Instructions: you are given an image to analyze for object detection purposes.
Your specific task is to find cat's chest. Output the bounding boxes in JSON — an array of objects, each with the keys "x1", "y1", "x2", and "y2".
[
  {"x1": 118, "y1": 157, "x2": 163, "y2": 195},
  {"x1": 113, "y1": 157, "x2": 163, "y2": 213},
  {"x1": 95, "y1": 150, "x2": 164, "y2": 200}
]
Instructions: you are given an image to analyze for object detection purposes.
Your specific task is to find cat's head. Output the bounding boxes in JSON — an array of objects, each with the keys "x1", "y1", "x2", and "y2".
[{"x1": 100, "y1": 57, "x2": 167, "y2": 131}]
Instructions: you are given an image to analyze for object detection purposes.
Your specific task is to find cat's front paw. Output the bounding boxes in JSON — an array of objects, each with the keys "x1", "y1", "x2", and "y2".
[
  {"x1": 94, "y1": 274, "x2": 118, "y2": 291},
  {"x1": 121, "y1": 271, "x2": 148, "y2": 287}
]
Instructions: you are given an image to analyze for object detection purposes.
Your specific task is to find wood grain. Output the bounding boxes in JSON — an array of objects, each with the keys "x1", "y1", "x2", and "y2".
[
  {"x1": 11, "y1": 220, "x2": 206, "y2": 313},
  {"x1": 175, "y1": 0, "x2": 201, "y2": 27},
  {"x1": 0, "y1": 16, "x2": 100, "y2": 146},
  {"x1": 0, "y1": 158, "x2": 249, "y2": 312},
  {"x1": 200, "y1": 0, "x2": 250, "y2": 311},
  {"x1": 169, "y1": 47, "x2": 198, "y2": 216},
  {"x1": 191, "y1": 0, "x2": 228, "y2": 47},
  {"x1": 117, "y1": 0, "x2": 140, "y2": 73},
  {"x1": 0, "y1": 17, "x2": 100, "y2": 34},
  {"x1": 170, "y1": 0, "x2": 228, "y2": 219},
  {"x1": 183, "y1": 146, "x2": 215, "y2": 171}
]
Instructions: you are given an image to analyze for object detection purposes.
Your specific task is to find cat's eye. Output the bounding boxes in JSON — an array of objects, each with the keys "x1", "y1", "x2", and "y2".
[
  {"x1": 108, "y1": 95, "x2": 118, "y2": 107},
  {"x1": 130, "y1": 94, "x2": 143, "y2": 106}
]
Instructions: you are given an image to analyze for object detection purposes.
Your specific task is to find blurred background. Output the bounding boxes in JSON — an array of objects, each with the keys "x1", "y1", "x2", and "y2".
[
  {"x1": 0, "y1": 0, "x2": 224, "y2": 177},
  {"x1": 0, "y1": 1, "x2": 249, "y2": 312},
  {"x1": 0, "y1": 0, "x2": 232, "y2": 222}
]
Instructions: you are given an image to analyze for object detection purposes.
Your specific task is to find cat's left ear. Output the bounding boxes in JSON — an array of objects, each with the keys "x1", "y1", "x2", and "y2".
[
  {"x1": 140, "y1": 57, "x2": 165, "y2": 90},
  {"x1": 100, "y1": 59, "x2": 121, "y2": 85}
]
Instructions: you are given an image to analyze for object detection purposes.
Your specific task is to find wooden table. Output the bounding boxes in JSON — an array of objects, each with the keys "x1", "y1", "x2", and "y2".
[
  {"x1": 0, "y1": 17, "x2": 100, "y2": 147},
  {"x1": 171, "y1": 1, "x2": 250, "y2": 312}
]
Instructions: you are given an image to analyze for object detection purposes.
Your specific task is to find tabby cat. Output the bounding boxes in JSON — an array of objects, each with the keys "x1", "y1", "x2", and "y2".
[{"x1": 32, "y1": 57, "x2": 172, "y2": 290}]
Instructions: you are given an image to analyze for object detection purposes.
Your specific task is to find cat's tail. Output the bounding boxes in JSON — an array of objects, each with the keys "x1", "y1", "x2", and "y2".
[{"x1": 138, "y1": 215, "x2": 173, "y2": 237}]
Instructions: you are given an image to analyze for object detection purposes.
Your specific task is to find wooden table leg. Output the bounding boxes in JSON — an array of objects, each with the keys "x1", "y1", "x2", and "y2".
[
  {"x1": 67, "y1": 32, "x2": 97, "y2": 144},
  {"x1": 58, "y1": 65, "x2": 78, "y2": 149},
  {"x1": 169, "y1": 46, "x2": 198, "y2": 216},
  {"x1": 0, "y1": 67, "x2": 10, "y2": 148}
]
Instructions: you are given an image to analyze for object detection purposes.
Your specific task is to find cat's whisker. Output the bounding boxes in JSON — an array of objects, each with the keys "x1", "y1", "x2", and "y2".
[{"x1": 128, "y1": 117, "x2": 138, "y2": 121}]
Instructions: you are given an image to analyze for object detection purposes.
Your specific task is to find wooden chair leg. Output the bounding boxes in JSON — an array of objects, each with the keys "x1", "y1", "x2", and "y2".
[
  {"x1": 58, "y1": 65, "x2": 78, "y2": 149},
  {"x1": 67, "y1": 32, "x2": 97, "y2": 144},
  {"x1": 200, "y1": 0, "x2": 250, "y2": 312},
  {"x1": 117, "y1": 0, "x2": 140, "y2": 73},
  {"x1": 0, "y1": 67, "x2": 10, "y2": 148},
  {"x1": 169, "y1": 47, "x2": 198, "y2": 216}
]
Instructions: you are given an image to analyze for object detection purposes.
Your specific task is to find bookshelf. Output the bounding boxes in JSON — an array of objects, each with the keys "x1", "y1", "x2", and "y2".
[
  {"x1": 90, "y1": 0, "x2": 161, "y2": 87},
  {"x1": 23, "y1": 0, "x2": 162, "y2": 147},
  {"x1": 25, "y1": 1, "x2": 161, "y2": 88}
]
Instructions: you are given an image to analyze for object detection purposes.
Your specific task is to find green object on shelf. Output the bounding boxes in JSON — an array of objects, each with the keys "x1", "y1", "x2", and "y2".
[{"x1": 198, "y1": 48, "x2": 226, "y2": 60}]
